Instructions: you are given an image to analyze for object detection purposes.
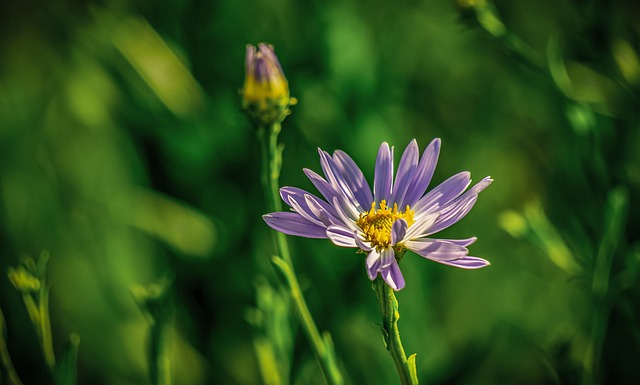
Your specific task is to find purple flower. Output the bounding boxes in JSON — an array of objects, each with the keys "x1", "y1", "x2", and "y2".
[{"x1": 264, "y1": 139, "x2": 492, "y2": 291}]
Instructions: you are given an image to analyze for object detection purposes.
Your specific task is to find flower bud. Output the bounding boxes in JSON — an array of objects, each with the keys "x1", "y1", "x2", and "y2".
[
  {"x1": 8, "y1": 266, "x2": 40, "y2": 292},
  {"x1": 242, "y1": 43, "x2": 295, "y2": 126}
]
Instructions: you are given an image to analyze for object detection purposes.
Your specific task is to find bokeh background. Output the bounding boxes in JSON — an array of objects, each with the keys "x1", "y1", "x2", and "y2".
[{"x1": 1, "y1": 0, "x2": 640, "y2": 384}]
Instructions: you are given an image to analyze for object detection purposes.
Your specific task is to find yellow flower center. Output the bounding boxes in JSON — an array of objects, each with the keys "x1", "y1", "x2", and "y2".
[{"x1": 356, "y1": 200, "x2": 414, "y2": 251}]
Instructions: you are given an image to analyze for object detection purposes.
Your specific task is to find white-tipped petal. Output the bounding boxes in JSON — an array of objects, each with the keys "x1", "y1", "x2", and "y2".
[{"x1": 327, "y1": 225, "x2": 358, "y2": 248}]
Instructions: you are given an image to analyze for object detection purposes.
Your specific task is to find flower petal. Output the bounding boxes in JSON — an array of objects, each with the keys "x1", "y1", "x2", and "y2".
[
  {"x1": 390, "y1": 140, "x2": 418, "y2": 208},
  {"x1": 280, "y1": 187, "x2": 338, "y2": 221},
  {"x1": 287, "y1": 196, "x2": 325, "y2": 227},
  {"x1": 380, "y1": 247, "x2": 395, "y2": 268},
  {"x1": 332, "y1": 150, "x2": 374, "y2": 209},
  {"x1": 318, "y1": 150, "x2": 364, "y2": 211},
  {"x1": 402, "y1": 212, "x2": 439, "y2": 241},
  {"x1": 373, "y1": 142, "x2": 393, "y2": 204},
  {"x1": 403, "y1": 138, "x2": 441, "y2": 207},
  {"x1": 428, "y1": 194, "x2": 478, "y2": 234},
  {"x1": 437, "y1": 256, "x2": 490, "y2": 269},
  {"x1": 245, "y1": 45, "x2": 255, "y2": 72},
  {"x1": 428, "y1": 177, "x2": 493, "y2": 234},
  {"x1": 304, "y1": 194, "x2": 339, "y2": 226},
  {"x1": 258, "y1": 43, "x2": 285, "y2": 77},
  {"x1": 331, "y1": 197, "x2": 359, "y2": 230},
  {"x1": 263, "y1": 212, "x2": 328, "y2": 238},
  {"x1": 470, "y1": 176, "x2": 493, "y2": 194},
  {"x1": 379, "y1": 249, "x2": 405, "y2": 290},
  {"x1": 303, "y1": 168, "x2": 340, "y2": 204},
  {"x1": 437, "y1": 237, "x2": 477, "y2": 247},
  {"x1": 305, "y1": 169, "x2": 360, "y2": 222},
  {"x1": 391, "y1": 219, "x2": 408, "y2": 245},
  {"x1": 404, "y1": 239, "x2": 470, "y2": 261},
  {"x1": 327, "y1": 225, "x2": 358, "y2": 248},
  {"x1": 413, "y1": 171, "x2": 471, "y2": 215},
  {"x1": 355, "y1": 232, "x2": 373, "y2": 252},
  {"x1": 366, "y1": 249, "x2": 381, "y2": 280}
]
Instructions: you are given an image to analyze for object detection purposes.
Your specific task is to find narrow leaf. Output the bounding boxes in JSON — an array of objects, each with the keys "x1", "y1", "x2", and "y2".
[{"x1": 407, "y1": 354, "x2": 419, "y2": 384}]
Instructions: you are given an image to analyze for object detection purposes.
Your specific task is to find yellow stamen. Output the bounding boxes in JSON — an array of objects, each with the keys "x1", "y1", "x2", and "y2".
[{"x1": 356, "y1": 200, "x2": 414, "y2": 251}]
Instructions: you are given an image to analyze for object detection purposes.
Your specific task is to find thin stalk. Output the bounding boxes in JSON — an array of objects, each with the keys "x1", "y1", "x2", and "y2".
[
  {"x1": 374, "y1": 278, "x2": 418, "y2": 385},
  {"x1": 0, "y1": 308, "x2": 25, "y2": 385},
  {"x1": 259, "y1": 123, "x2": 291, "y2": 266},
  {"x1": 132, "y1": 281, "x2": 174, "y2": 385},
  {"x1": 39, "y1": 285, "x2": 56, "y2": 369},
  {"x1": 258, "y1": 123, "x2": 344, "y2": 385},
  {"x1": 149, "y1": 311, "x2": 173, "y2": 385},
  {"x1": 21, "y1": 291, "x2": 56, "y2": 369},
  {"x1": 581, "y1": 188, "x2": 627, "y2": 385},
  {"x1": 147, "y1": 288, "x2": 173, "y2": 385}
]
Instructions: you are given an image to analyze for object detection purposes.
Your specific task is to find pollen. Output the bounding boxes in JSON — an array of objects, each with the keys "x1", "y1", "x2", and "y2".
[{"x1": 356, "y1": 200, "x2": 414, "y2": 251}]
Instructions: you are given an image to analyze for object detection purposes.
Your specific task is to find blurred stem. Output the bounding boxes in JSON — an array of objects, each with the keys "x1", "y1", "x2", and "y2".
[
  {"x1": 54, "y1": 333, "x2": 81, "y2": 385},
  {"x1": 582, "y1": 188, "x2": 628, "y2": 385},
  {"x1": 465, "y1": 2, "x2": 546, "y2": 74},
  {"x1": 18, "y1": 268, "x2": 56, "y2": 369},
  {"x1": 258, "y1": 123, "x2": 344, "y2": 385},
  {"x1": 39, "y1": 285, "x2": 56, "y2": 369},
  {"x1": 374, "y1": 278, "x2": 419, "y2": 385},
  {"x1": 252, "y1": 336, "x2": 284, "y2": 385},
  {"x1": 150, "y1": 296, "x2": 174, "y2": 385},
  {"x1": 0, "y1": 308, "x2": 25, "y2": 385},
  {"x1": 150, "y1": 312, "x2": 173, "y2": 385},
  {"x1": 133, "y1": 281, "x2": 174, "y2": 385},
  {"x1": 21, "y1": 292, "x2": 40, "y2": 326}
]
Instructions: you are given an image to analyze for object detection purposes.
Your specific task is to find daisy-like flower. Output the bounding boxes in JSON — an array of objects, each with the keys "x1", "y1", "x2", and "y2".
[{"x1": 263, "y1": 139, "x2": 492, "y2": 291}]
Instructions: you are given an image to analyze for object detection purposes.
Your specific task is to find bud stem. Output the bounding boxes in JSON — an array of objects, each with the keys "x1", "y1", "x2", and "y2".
[{"x1": 258, "y1": 123, "x2": 345, "y2": 385}]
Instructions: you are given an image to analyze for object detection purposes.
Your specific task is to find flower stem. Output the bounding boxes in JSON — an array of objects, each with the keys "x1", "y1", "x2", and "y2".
[
  {"x1": 0, "y1": 308, "x2": 25, "y2": 385},
  {"x1": 581, "y1": 188, "x2": 628, "y2": 385},
  {"x1": 374, "y1": 278, "x2": 419, "y2": 385},
  {"x1": 258, "y1": 123, "x2": 344, "y2": 385},
  {"x1": 259, "y1": 123, "x2": 290, "y2": 266},
  {"x1": 133, "y1": 281, "x2": 174, "y2": 385},
  {"x1": 38, "y1": 285, "x2": 56, "y2": 370}
]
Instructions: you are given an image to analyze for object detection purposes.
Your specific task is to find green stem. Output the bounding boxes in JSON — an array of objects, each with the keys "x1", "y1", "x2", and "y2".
[
  {"x1": 21, "y1": 290, "x2": 56, "y2": 369},
  {"x1": 581, "y1": 188, "x2": 627, "y2": 385},
  {"x1": 39, "y1": 285, "x2": 56, "y2": 369},
  {"x1": 0, "y1": 308, "x2": 25, "y2": 385},
  {"x1": 147, "y1": 288, "x2": 173, "y2": 385},
  {"x1": 132, "y1": 281, "x2": 174, "y2": 385},
  {"x1": 259, "y1": 123, "x2": 344, "y2": 385},
  {"x1": 374, "y1": 278, "x2": 418, "y2": 385},
  {"x1": 469, "y1": 2, "x2": 545, "y2": 74},
  {"x1": 150, "y1": 312, "x2": 173, "y2": 385},
  {"x1": 259, "y1": 123, "x2": 291, "y2": 267}
]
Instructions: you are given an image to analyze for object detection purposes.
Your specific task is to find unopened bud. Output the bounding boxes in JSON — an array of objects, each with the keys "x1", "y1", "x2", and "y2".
[{"x1": 242, "y1": 43, "x2": 296, "y2": 127}]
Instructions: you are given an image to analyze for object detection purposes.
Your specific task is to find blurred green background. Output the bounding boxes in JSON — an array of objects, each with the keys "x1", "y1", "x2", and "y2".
[{"x1": 1, "y1": 0, "x2": 640, "y2": 384}]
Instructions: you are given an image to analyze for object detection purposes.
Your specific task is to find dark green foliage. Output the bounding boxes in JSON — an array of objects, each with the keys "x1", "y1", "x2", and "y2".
[{"x1": 0, "y1": 0, "x2": 639, "y2": 384}]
